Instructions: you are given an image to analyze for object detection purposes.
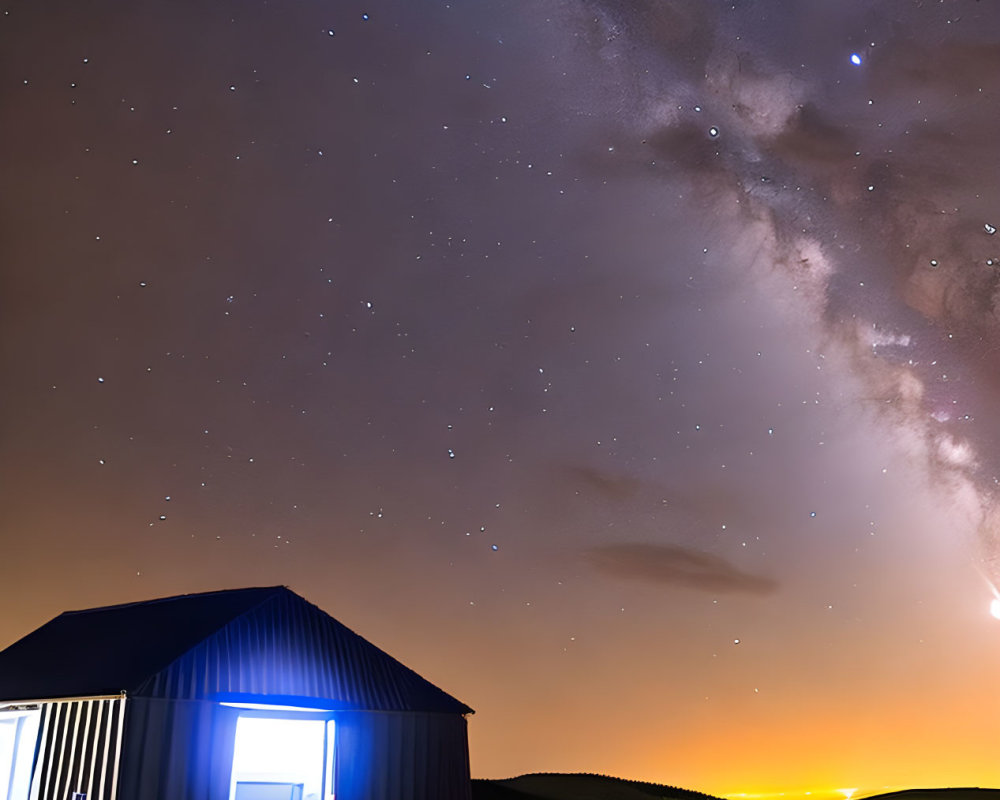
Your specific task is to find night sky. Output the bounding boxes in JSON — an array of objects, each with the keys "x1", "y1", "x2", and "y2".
[{"x1": 4, "y1": 1, "x2": 1000, "y2": 797}]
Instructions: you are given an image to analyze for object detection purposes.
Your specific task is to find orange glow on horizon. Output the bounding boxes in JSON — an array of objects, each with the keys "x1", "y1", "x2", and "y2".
[{"x1": 720, "y1": 786, "x2": 981, "y2": 800}]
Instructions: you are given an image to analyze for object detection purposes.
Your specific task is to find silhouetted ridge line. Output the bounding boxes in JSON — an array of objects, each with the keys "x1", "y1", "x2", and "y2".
[
  {"x1": 527, "y1": 772, "x2": 722, "y2": 799},
  {"x1": 474, "y1": 772, "x2": 724, "y2": 800},
  {"x1": 861, "y1": 790, "x2": 1000, "y2": 800}
]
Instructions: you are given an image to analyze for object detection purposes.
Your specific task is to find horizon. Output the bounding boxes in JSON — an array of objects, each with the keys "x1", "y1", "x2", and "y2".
[
  {"x1": 3, "y1": 0, "x2": 1000, "y2": 795},
  {"x1": 474, "y1": 772, "x2": 1000, "y2": 800},
  {"x1": 477, "y1": 774, "x2": 1000, "y2": 800}
]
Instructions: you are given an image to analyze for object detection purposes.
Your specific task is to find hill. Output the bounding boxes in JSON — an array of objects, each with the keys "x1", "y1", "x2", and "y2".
[
  {"x1": 472, "y1": 773, "x2": 724, "y2": 800},
  {"x1": 862, "y1": 791, "x2": 1000, "y2": 800},
  {"x1": 472, "y1": 776, "x2": 1000, "y2": 800}
]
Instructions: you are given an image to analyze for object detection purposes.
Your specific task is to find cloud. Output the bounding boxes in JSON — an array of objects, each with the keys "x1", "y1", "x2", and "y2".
[
  {"x1": 767, "y1": 103, "x2": 855, "y2": 168},
  {"x1": 584, "y1": 542, "x2": 778, "y2": 596},
  {"x1": 562, "y1": 465, "x2": 643, "y2": 502}
]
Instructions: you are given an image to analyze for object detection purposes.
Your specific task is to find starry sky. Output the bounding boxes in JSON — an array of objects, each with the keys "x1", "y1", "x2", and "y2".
[{"x1": 3, "y1": 1, "x2": 1000, "y2": 797}]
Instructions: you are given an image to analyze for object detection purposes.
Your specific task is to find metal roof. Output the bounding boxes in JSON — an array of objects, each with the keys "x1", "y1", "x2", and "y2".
[{"x1": 0, "y1": 587, "x2": 472, "y2": 714}]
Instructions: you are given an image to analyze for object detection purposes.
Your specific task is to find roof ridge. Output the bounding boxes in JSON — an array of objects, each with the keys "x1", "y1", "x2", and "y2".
[
  {"x1": 59, "y1": 586, "x2": 286, "y2": 617},
  {"x1": 131, "y1": 588, "x2": 293, "y2": 692},
  {"x1": 288, "y1": 593, "x2": 474, "y2": 714}
]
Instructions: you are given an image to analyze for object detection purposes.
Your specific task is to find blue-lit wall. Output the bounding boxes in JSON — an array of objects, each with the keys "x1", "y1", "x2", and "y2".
[{"x1": 117, "y1": 699, "x2": 471, "y2": 800}]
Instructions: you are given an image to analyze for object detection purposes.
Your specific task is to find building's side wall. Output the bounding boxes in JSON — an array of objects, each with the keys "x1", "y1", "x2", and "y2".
[
  {"x1": 31, "y1": 697, "x2": 126, "y2": 800},
  {"x1": 335, "y1": 712, "x2": 472, "y2": 800},
  {"x1": 117, "y1": 697, "x2": 238, "y2": 800},
  {"x1": 117, "y1": 701, "x2": 470, "y2": 800}
]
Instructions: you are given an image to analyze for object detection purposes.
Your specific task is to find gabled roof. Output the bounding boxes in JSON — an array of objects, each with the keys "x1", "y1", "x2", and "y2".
[{"x1": 0, "y1": 587, "x2": 472, "y2": 715}]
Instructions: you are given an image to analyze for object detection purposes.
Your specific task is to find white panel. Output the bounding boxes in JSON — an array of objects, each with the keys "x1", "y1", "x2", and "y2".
[{"x1": 0, "y1": 709, "x2": 41, "y2": 800}]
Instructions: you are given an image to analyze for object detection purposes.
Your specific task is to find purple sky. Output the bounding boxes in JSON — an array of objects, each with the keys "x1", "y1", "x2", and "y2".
[{"x1": 3, "y1": 1, "x2": 1000, "y2": 795}]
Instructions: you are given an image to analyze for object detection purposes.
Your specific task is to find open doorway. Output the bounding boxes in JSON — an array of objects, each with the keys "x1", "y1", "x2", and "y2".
[
  {"x1": 0, "y1": 708, "x2": 40, "y2": 800},
  {"x1": 228, "y1": 714, "x2": 335, "y2": 800}
]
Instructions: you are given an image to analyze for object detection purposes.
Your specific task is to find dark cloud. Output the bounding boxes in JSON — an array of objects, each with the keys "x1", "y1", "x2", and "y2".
[
  {"x1": 768, "y1": 103, "x2": 855, "y2": 168},
  {"x1": 561, "y1": 465, "x2": 643, "y2": 502},
  {"x1": 558, "y1": 465, "x2": 772, "y2": 538},
  {"x1": 585, "y1": 542, "x2": 778, "y2": 596},
  {"x1": 643, "y1": 122, "x2": 731, "y2": 175}
]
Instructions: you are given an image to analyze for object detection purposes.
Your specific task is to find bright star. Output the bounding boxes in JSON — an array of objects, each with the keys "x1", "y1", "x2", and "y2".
[{"x1": 850, "y1": 53, "x2": 862, "y2": 66}]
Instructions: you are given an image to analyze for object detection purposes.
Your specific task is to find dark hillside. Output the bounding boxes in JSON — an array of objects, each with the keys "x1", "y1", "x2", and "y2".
[
  {"x1": 472, "y1": 779, "x2": 540, "y2": 800},
  {"x1": 473, "y1": 777, "x2": 1000, "y2": 800},
  {"x1": 473, "y1": 773, "x2": 723, "y2": 800},
  {"x1": 862, "y1": 791, "x2": 1000, "y2": 800}
]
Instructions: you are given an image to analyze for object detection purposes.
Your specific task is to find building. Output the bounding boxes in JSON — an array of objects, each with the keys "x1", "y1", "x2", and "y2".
[{"x1": 0, "y1": 587, "x2": 473, "y2": 800}]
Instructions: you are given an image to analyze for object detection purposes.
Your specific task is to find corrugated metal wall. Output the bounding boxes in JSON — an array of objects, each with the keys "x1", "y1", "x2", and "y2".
[
  {"x1": 335, "y1": 712, "x2": 472, "y2": 800},
  {"x1": 31, "y1": 697, "x2": 125, "y2": 800},
  {"x1": 117, "y1": 700, "x2": 471, "y2": 800},
  {"x1": 135, "y1": 590, "x2": 469, "y2": 714},
  {"x1": 117, "y1": 697, "x2": 239, "y2": 800}
]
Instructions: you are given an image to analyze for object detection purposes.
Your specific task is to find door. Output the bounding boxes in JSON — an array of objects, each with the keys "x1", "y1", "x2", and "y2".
[{"x1": 228, "y1": 715, "x2": 335, "y2": 800}]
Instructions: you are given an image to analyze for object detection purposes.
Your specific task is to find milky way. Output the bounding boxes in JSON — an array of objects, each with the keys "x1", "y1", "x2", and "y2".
[{"x1": 579, "y1": 0, "x2": 1000, "y2": 582}]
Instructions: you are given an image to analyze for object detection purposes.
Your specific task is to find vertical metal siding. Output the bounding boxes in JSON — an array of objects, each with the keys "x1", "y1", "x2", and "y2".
[
  {"x1": 84, "y1": 699, "x2": 103, "y2": 800},
  {"x1": 135, "y1": 591, "x2": 468, "y2": 714},
  {"x1": 107, "y1": 697, "x2": 125, "y2": 800},
  {"x1": 335, "y1": 712, "x2": 472, "y2": 800},
  {"x1": 31, "y1": 697, "x2": 125, "y2": 800}
]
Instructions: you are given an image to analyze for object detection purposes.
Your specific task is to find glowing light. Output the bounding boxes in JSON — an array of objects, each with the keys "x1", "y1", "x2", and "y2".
[
  {"x1": 229, "y1": 716, "x2": 328, "y2": 800},
  {"x1": 850, "y1": 53, "x2": 862, "y2": 66},
  {"x1": 974, "y1": 569, "x2": 1000, "y2": 620},
  {"x1": 220, "y1": 701, "x2": 329, "y2": 712},
  {"x1": 839, "y1": 789, "x2": 858, "y2": 800}
]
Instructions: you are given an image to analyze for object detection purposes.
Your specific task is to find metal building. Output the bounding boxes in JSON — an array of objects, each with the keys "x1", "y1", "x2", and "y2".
[{"x1": 0, "y1": 587, "x2": 473, "y2": 800}]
